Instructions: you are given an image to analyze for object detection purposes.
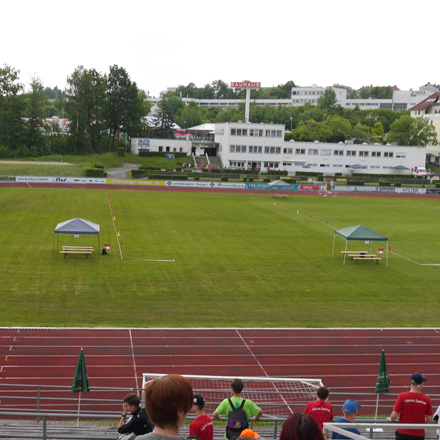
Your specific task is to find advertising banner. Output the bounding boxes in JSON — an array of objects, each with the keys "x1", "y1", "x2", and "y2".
[
  {"x1": 16, "y1": 176, "x2": 106, "y2": 184},
  {"x1": 107, "y1": 179, "x2": 163, "y2": 186}
]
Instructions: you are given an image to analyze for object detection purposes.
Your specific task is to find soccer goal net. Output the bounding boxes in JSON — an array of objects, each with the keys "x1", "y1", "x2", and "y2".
[{"x1": 141, "y1": 373, "x2": 323, "y2": 417}]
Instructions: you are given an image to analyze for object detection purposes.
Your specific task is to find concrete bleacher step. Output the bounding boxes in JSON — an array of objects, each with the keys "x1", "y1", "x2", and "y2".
[{"x1": 0, "y1": 422, "x2": 116, "y2": 440}]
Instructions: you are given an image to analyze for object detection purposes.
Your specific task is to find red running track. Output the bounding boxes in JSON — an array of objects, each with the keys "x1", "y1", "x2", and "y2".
[{"x1": 0, "y1": 328, "x2": 439, "y2": 416}]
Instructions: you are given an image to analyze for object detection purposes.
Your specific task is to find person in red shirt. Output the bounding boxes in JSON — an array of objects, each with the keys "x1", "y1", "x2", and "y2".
[
  {"x1": 387, "y1": 373, "x2": 433, "y2": 440},
  {"x1": 190, "y1": 394, "x2": 214, "y2": 440},
  {"x1": 304, "y1": 386, "x2": 334, "y2": 430}
]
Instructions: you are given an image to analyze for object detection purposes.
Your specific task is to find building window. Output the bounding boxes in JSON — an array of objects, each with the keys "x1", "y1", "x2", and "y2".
[
  {"x1": 320, "y1": 149, "x2": 331, "y2": 156},
  {"x1": 295, "y1": 148, "x2": 306, "y2": 154},
  {"x1": 284, "y1": 148, "x2": 293, "y2": 154},
  {"x1": 359, "y1": 151, "x2": 369, "y2": 157},
  {"x1": 346, "y1": 150, "x2": 356, "y2": 156},
  {"x1": 231, "y1": 129, "x2": 236, "y2": 135},
  {"x1": 334, "y1": 150, "x2": 344, "y2": 156},
  {"x1": 276, "y1": 147, "x2": 281, "y2": 154},
  {"x1": 372, "y1": 151, "x2": 381, "y2": 157},
  {"x1": 264, "y1": 147, "x2": 270, "y2": 154},
  {"x1": 264, "y1": 162, "x2": 279, "y2": 168},
  {"x1": 308, "y1": 149, "x2": 319, "y2": 155},
  {"x1": 384, "y1": 152, "x2": 394, "y2": 158}
]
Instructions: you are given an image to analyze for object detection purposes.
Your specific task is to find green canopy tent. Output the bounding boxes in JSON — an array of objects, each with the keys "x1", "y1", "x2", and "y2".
[{"x1": 333, "y1": 225, "x2": 388, "y2": 266}]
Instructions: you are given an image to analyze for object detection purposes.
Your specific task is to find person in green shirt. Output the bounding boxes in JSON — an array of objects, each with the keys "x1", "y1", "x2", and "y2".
[{"x1": 212, "y1": 378, "x2": 263, "y2": 440}]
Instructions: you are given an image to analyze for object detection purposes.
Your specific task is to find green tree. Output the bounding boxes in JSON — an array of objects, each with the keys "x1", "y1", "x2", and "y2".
[
  {"x1": 351, "y1": 124, "x2": 371, "y2": 144},
  {"x1": 291, "y1": 119, "x2": 331, "y2": 142},
  {"x1": 0, "y1": 65, "x2": 25, "y2": 151},
  {"x1": 178, "y1": 101, "x2": 202, "y2": 128},
  {"x1": 324, "y1": 115, "x2": 352, "y2": 143},
  {"x1": 24, "y1": 76, "x2": 48, "y2": 154},
  {"x1": 371, "y1": 122, "x2": 385, "y2": 143},
  {"x1": 149, "y1": 96, "x2": 176, "y2": 138},
  {"x1": 386, "y1": 115, "x2": 438, "y2": 146},
  {"x1": 66, "y1": 66, "x2": 106, "y2": 154},
  {"x1": 318, "y1": 87, "x2": 337, "y2": 110}
]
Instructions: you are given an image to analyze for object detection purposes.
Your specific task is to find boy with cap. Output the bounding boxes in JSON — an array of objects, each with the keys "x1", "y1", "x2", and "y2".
[
  {"x1": 331, "y1": 399, "x2": 361, "y2": 439},
  {"x1": 387, "y1": 373, "x2": 433, "y2": 440},
  {"x1": 190, "y1": 394, "x2": 214, "y2": 440}
]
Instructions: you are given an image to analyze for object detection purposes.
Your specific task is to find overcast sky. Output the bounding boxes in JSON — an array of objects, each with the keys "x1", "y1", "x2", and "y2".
[{"x1": 2, "y1": 0, "x2": 439, "y2": 97}]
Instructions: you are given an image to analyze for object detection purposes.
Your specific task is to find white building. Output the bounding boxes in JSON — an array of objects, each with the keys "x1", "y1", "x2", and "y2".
[
  {"x1": 150, "y1": 85, "x2": 431, "y2": 112},
  {"x1": 131, "y1": 138, "x2": 192, "y2": 155},
  {"x1": 215, "y1": 121, "x2": 426, "y2": 176}
]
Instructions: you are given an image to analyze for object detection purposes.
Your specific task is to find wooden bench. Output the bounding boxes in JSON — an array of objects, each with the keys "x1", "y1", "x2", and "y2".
[
  {"x1": 353, "y1": 257, "x2": 382, "y2": 264},
  {"x1": 341, "y1": 251, "x2": 368, "y2": 255},
  {"x1": 60, "y1": 246, "x2": 94, "y2": 258},
  {"x1": 273, "y1": 194, "x2": 288, "y2": 199},
  {"x1": 348, "y1": 253, "x2": 376, "y2": 259}
]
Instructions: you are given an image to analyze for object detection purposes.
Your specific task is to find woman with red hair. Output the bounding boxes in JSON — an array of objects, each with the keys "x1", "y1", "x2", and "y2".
[
  {"x1": 137, "y1": 374, "x2": 194, "y2": 440},
  {"x1": 280, "y1": 412, "x2": 324, "y2": 440}
]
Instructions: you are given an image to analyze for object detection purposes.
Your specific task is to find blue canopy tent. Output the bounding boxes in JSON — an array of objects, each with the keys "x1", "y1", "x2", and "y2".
[
  {"x1": 333, "y1": 225, "x2": 388, "y2": 266},
  {"x1": 53, "y1": 218, "x2": 100, "y2": 258}
]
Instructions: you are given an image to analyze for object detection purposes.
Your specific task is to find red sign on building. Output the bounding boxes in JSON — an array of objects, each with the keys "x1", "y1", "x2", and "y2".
[{"x1": 230, "y1": 82, "x2": 261, "y2": 89}]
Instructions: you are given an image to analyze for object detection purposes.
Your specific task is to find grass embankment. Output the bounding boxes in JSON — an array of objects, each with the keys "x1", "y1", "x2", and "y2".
[
  {"x1": 1, "y1": 187, "x2": 439, "y2": 327},
  {"x1": 0, "y1": 154, "x2": 194, "y2": 177}
]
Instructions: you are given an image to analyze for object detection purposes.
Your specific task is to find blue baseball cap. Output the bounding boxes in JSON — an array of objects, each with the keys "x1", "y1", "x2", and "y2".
[
  {"x1": 411, "y1": 373, "x2": 427, "y2": 386},
  {"x1": 343, "y1": 399, "x2": 361, "y2": 414}
]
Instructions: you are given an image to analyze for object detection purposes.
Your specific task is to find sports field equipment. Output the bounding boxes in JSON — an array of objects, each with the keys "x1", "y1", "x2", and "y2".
[{"x1": 141, "y1": 374, "x2": 323, "y2": 417}]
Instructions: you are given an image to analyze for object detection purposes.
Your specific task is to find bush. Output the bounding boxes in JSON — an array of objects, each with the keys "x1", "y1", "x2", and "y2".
[
  {"x1": 138, "y1": 151, "x2": 187, "y2": 158},
  {"x1": 131, "y1": 169, "x2": 149, "y2": 178},
  {"x1": 193, "y1": 176, "x2": 200, "y2": 181},
  {"x1": 118, "y1": 147, "x2": 125, "y2": 157},
  {"x1": 93, "y1": 164, "x2": 105, "y2": 169},
  {"x1": 0, "y1": 145, "x2": 15, "y2": 159},
  {"x1": 263, "y1": 178, "x2": 271, "y2": 183},
  {"x1": 379, "y1": 181, "x2": 392, "y2": 187},
  {"x1": 221, "y1": 177, "x2": 228, "y2": 182},
  {"x1": 435, "y1": 183, "x2": 440, "y2": 188},
  {"x1": 394, "y1": 182, "x2": 402, "y2": 187},
  {"x1": 148, "y1": 174, "x2": 188, "y2": 180},
  {"x1": 347, "y1": 181, "x2": 364, "y2": 186},
  {"x1": 86, "y1": 167, "x2": 107, "y2": 177},
  {"x1": 295, "y1": 171, "x2": 323, "y2": 177}
]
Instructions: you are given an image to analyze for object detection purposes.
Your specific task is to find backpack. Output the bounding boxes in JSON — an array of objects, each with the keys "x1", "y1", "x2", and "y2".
[{"x1": 226, "y1": 398, "x2": 248, "y2": 440}]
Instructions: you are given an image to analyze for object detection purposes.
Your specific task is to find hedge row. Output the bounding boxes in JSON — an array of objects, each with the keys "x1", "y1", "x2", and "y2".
[
  {"x1": 147, "y1": 174, "x2": 188, "y2": 180},
  {"x1": 86, "y1": 167, "x2": 107, "y2": 178},
  {"x1": 138, "y1": 151, "x2": 187, "y2": 158}
]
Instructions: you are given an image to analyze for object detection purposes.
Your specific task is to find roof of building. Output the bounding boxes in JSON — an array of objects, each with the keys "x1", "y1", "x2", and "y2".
[{"x1": 410, "y1": 92, "x2": 440, "y2": 111}]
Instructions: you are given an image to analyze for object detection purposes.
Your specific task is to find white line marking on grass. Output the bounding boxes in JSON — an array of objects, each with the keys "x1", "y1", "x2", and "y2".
[
  {"x1": 390, "y1": 251, "x2": 440, "y2": 266},
  {"x1": 107, "y1": 193, "x2": 123, "y2": 260},
  {"x1": 137, "y1": 259, "x2": 176, "y2": 262}
]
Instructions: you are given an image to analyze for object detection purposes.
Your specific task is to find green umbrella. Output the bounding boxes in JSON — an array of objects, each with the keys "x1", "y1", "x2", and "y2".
[
  {"x1": 374, "y1": 349, "x2": 390, "y2": 418},
  {"x1": 375, "y1": 349, "x2": 390, "y2": 393},
  {"x1": 72, "y1": 348, "x2": 90, "y2": 393}
]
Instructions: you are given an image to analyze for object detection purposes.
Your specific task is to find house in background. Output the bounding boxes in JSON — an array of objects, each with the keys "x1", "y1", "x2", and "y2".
[{"x1": 410, "y1": 92, "x2": 440, "y2": 162}]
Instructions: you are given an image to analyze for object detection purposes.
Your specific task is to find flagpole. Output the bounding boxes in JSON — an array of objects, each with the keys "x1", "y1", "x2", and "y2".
[
  {"x1": 375, "y1": 393, "x2": 379, "y2": 420},
  {"x1": 77, "y1": 391, "x2": 81, "y2": 426}
]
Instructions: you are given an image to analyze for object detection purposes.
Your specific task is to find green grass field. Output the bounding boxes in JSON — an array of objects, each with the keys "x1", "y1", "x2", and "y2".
[{"x1": 1, "y1": 186, "x2": 439, "y2": 327}]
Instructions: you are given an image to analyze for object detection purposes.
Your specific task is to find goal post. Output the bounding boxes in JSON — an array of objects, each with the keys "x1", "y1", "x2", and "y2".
[{"x1": 141, "y1": 373, "x2": 323, "y2": 417}]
